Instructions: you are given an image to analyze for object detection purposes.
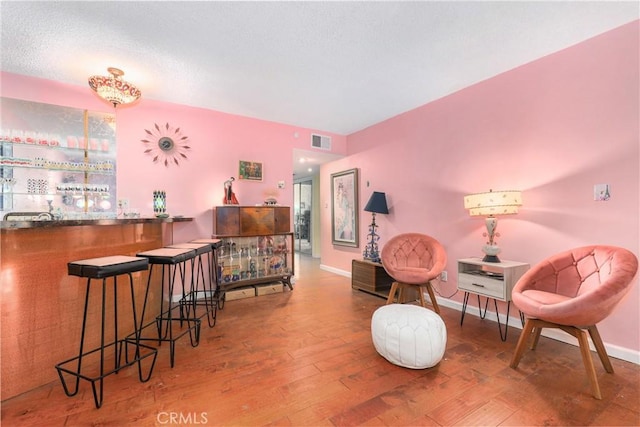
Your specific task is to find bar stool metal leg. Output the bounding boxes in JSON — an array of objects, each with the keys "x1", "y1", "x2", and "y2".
[
  {"x1": 56, "y1": 275, "x2": 92, "y2": 400},
  {"x1": 56, "y1": 256, "x2": 157, "y2": 409},
  {"x1": 190, "y1": 238, "x2": 222, "y2": 322},
  {"x1": 122, "y1": 273, "x2": 158, "y2": 383},
  {"x1": 170, "y1": 242, "x2": 218, "y2": 328},
  {"x1": 135, "y1": 248, "x2": 201, "y2": 368}
]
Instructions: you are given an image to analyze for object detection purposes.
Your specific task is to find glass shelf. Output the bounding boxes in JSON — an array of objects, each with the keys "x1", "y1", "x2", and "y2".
[
  {"x1": 1, "y1": 98, "x2": 117, "y2": 218},
  {"x1": 0, "y1": 139, "x2": 112, "y2": 153},
  {"x1": 216, "y1": 233, "x2": 294, "y2": 288},
  {"x1": 0, "y1": 160, "x2": 114, "y2": 174}
]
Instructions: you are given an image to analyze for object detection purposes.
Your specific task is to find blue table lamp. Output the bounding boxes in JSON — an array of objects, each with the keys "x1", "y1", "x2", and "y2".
[{"x1": 363, "y1": 191, "x2": 389, "y2": 263}]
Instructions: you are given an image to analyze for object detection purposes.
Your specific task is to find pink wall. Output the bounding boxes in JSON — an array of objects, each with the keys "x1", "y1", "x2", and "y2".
[
  {"x1": 1, "y1": 72, "x2": 347, "y2": 244},
  {"x1": 2, "y1": 21, "x2": 638, "y2": 355},
  {"x1": 321, "y1": 21, "x2": 639, "y2": 353}
]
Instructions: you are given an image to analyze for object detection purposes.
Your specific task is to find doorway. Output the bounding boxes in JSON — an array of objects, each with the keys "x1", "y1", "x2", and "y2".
[{"x1": 293, "y1": 180, "x2": 312, "y2": 255}]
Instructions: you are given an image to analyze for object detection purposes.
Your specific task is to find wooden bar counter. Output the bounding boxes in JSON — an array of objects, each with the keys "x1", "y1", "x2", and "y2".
[{"x1": 0, "y1": 217, "x2": 191, "y2": 400}]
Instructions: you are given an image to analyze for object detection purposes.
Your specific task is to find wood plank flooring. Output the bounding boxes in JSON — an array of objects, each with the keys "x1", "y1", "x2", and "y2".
[{"x1": 2, "y1": 255, "x2": 639, "y2": 426}]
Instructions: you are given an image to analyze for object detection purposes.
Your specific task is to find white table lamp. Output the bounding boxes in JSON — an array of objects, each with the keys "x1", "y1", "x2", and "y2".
[{"x1": 464, "y1": 189, "x2": 522, "y2": 262}]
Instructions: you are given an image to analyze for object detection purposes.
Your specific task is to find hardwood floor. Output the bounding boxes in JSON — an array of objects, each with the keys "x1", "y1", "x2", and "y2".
[{"x1": 2, "y1": 255, "x2": 639, "y2": 426}]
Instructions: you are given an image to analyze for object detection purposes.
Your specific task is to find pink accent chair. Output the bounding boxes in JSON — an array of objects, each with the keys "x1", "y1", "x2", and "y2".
[
  {"x1": 380, "y1": 233, "x2": 447, "y2": 313},
  {"x1": 510, "y1": 245, "x2": 638, "y2": 399}
]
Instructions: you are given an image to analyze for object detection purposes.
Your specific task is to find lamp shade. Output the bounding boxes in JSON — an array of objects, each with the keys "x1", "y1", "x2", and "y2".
[
  {"x1": 464, "y1": 190, "x2": 522, "y2": 216},
  {"x1": 364, "y1": 191, "x2": 389, "y2": 214}
]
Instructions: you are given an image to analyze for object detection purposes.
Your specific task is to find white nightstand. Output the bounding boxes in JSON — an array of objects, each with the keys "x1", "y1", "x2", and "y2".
[{"x1": 457, "y1": 258, "x2": 529, "y2": 341}]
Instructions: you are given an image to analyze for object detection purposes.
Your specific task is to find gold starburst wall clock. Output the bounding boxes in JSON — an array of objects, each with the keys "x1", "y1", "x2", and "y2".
[{"x1": 141, "y1": 122, "x2": 190, "y2": 166}]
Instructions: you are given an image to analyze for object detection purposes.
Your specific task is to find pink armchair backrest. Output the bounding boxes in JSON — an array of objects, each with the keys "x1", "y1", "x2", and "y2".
[
  {"x1": 512, "y1": 245, "x2": 638, "y2": 326},
  {"x1": 381, "y1": 233, "x2": 447, "y2": 284}
]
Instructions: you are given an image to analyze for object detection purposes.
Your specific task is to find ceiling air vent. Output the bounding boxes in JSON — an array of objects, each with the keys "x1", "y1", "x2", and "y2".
[{"x1": 311, "y1": 134, "x2": 331, "y2": 150}]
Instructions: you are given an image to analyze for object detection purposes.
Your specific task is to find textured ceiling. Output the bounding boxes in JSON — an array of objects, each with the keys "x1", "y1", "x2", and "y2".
[
  {"x1": 2, "y1": 1, "x2": 637, "y2": 135},
  {"x1": 1, "y1": 2, "x2": 638, "y2": 177}
]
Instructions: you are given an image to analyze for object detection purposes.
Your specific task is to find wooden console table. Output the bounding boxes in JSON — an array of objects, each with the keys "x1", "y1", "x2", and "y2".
[
  {"x1": 351, "y1": 259, "x2": 395, "y2": 298},
  {"x1": 352, "y1": 259, "x2": 421, "y2": 302},
  {"x1": 213, "y1": 206, "x2": 294, "y2": 305}
]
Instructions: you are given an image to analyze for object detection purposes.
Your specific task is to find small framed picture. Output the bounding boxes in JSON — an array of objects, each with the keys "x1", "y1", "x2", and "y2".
[{"x1": 239, "y1": 160, "x2": 263, "y2": 181}]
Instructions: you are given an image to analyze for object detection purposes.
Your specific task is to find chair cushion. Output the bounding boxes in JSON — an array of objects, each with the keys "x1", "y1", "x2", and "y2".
[
  {"x1": 191, "y1": 238, "x2": 223, "y2": 249},
  {"x1": 68, "y1": 255, "x2": 148, "y2": 278},
  {"x1": 371, "y1": 304, "x2": 446, "y2": 369},
  {"x1": 168, "y1": 242, "x2": 212, "y2": 255},
  {"x1": 520, "y1": 290, "x2": 571, "y2": 305},
  {"x1": 136, "y1": 247, "x2": 196, "y2": 264}
]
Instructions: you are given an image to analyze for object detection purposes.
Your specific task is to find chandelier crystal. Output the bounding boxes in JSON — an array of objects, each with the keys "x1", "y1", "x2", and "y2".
[{"x1": 88, "y1": 67, "x2": 141, "y2": 107}]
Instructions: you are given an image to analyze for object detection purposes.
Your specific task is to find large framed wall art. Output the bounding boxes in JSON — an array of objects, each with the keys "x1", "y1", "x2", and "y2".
[{"x1": 330, "y1": 168, "x2": 359, "y2": 247}]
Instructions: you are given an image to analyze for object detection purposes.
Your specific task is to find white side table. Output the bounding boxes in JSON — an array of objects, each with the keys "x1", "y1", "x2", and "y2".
[{"x1": 457, "y1": 258, "x2": 529, "y2": 341}]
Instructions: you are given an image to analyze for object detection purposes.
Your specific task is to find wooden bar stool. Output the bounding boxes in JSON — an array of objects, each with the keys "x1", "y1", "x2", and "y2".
[
  {"x1": 55, "y1": 255, "x2": 157, "y2": 409},
  {"x1": 135, "y1": 247, "x2": 200, "y2": 368}
]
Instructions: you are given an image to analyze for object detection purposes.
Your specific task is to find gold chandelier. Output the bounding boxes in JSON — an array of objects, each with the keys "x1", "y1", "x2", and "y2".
[{"x1": 88, "y1": 67, "x2": 141, "y2": 107}]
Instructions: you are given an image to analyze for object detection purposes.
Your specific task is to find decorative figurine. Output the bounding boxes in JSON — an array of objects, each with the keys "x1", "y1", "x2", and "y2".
[
  {"x1": 249, "y1": 259, "x2": 257, "y2": 278},
  {"x1": 223, "y1": 177, "x2": 239, "y2": 205}
]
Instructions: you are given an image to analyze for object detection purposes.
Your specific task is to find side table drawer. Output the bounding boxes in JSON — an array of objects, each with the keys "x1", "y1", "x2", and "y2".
[{"x1": 458, "y1": 273, "x2": 505, "y2": 300}]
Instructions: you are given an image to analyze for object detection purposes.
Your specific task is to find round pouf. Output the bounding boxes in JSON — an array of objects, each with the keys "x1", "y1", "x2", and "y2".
[{"x1": 371, "y1": 304, "x2": 446, "y2": 369}]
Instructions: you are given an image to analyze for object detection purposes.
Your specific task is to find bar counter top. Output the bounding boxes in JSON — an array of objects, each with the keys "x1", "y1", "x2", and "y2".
[{"x1": 1, "y1": 216, "x2": 192, "y2": 230}]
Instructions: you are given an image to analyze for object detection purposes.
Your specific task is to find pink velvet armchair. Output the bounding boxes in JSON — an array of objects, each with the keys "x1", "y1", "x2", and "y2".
[
  {"x1": 380, "y1": 233, "x2": 447, "y2": 313},
  {"x1": 510, "y1": 245, "x2": 638, "y2": 399}
]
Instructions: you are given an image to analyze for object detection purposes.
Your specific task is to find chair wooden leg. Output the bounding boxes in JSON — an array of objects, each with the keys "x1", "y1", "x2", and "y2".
[
  {"x1": 530, "y1": 326, "x2": 543, "y2": 350},
  {"x1": 575, "y1": 327, "x2": 602, "y2": 400},
  {"x1": 398, "y1": 284, "x2": 406, "y2": 303},
  {"x1": 386, "y1": 282, "x2": 399, "y2": 305},
  {"x1": 416, "y1": 285, "x2": 427, "y2": 307},
  {"x1": 511, "y1": 319, "x2": 605, "y2": 399},
  {"x1": 510, "y1": 318, "x2": 536, "y2": 368},
  {"x1": 425, "y1": 282, "x2": 440, "y2": 314},
  {"x1": 588, "y1": 325, "x2": 614, "y2": 373}
]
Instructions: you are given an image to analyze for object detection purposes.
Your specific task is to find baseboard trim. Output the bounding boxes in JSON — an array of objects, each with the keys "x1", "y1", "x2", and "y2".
[
  {"x1": 436, "y1": 297, "x2": 639, "y2": 365},
  {"x1": 320, "y1": 263, "x2": 351, "y2": 278},
  {"x1": 327, "y1": 264, "x2": 639, "y2": 365}
]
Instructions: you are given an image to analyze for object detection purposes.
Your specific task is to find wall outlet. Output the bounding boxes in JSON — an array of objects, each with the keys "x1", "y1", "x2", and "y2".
[{"x1": 440, "y1": 271, "x2": 448, "y2": 282}]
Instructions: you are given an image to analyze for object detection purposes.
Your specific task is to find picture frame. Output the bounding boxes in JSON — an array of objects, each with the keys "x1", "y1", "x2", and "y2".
[
  {"x1": 238, "y1": 160, "x2": 263, "y2": 181},
  {"x1": 331, "y1": 168, "x2": 359, "y2": 247}
]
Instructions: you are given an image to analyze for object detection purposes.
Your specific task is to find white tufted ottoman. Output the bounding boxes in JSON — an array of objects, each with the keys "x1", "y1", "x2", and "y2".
[{"x1": 371, "y1": 304, "x2": 446, "y2": 369}]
